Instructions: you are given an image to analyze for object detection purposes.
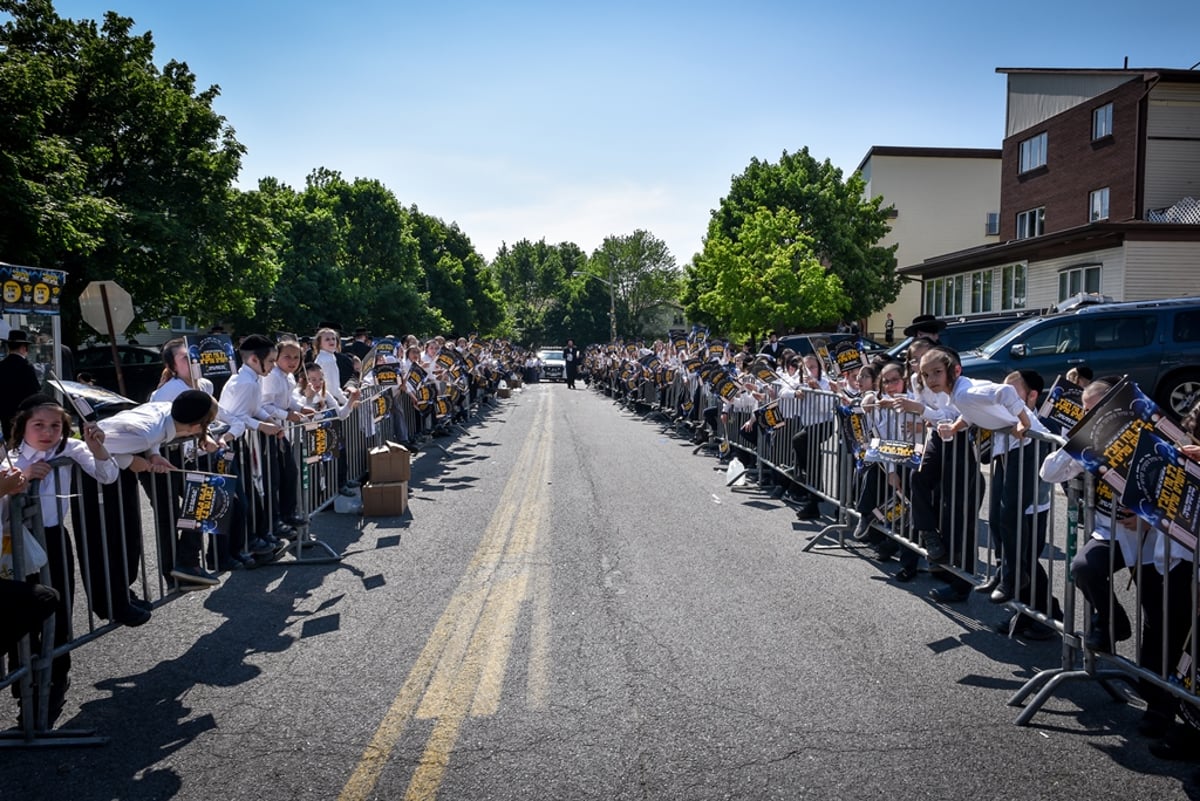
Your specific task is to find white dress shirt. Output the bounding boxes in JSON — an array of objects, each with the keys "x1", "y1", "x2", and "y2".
[
  {"x1": 97, "y1": 402, "x2": 180, "y2": 469},
  {"x1": 217, "y1": 364, "x2": 270, "y2": 439},
  {"x1": 11, "y1": 439, "x2": 119, "y2": 526}
]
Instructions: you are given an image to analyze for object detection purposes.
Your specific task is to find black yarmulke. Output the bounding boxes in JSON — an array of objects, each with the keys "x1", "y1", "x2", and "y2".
[
  {"x1": 172, "y1": 390, "x2": 214, "y2": 424},
  {"x1": 239, "y1": 333, "x2": 275, "y2": 352}
]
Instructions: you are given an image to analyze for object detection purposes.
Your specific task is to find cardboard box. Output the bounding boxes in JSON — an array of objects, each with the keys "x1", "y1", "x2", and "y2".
[
  {"x1": 369, "y1": 440, "x2": 411, "y2": 483},
  {"x1": 361, "y1": 481, "x2": 408, "y2": 516}
]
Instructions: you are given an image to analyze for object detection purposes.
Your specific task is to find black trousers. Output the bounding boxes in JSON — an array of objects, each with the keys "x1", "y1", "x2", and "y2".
[
  {"x1": 1, "y1": 578, "x2": 59, "y2": 684},
  {"x1": 73, "y1": 470, "x2": 142, "y2": 621}
]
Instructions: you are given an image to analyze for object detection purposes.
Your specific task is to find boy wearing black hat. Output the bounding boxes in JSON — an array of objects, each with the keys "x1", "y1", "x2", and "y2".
[
  {"x1": 77, "y1": 391, "x2": 221, "y2": 622},
  {"x1": 0, "y1": 330, "x2": 42, "y2": 441}
]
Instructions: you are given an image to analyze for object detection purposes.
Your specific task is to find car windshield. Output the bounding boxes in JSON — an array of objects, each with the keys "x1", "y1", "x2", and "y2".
[
  {"x1": 540, "y1": 350, "x2": 563, "y2": 361},
  {"x1": 977, "y1": 317, "x2": 1045, "y2": 357}
]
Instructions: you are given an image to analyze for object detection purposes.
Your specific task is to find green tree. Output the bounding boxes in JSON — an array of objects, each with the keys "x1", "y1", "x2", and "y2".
[
  {"x1": 586, "y1": 230, "x2": 681, "y2": 340},
  {"x1": 688, "y1": 207, "x2": 846, "y2": 339},
  {"x1": 684, "y1": 147, "x2": 898, "y2": 334},
  {"x1": 259, "y1": 169, "x2": 440, "y2": 338},
  {"x1": 0, "y1": 1, "x2": 272, "y2": 343},
  {"x1": 491, "y1": 238, "x2": 574, "y2": 345},
  {"x1": 407, "y1": 207, "x2": 506, "y2": 336}
]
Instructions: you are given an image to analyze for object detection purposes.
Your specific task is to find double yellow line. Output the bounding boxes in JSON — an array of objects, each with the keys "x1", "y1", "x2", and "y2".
[{"x1": 339, "y1": 391, "x2": 554, "y2": 801}]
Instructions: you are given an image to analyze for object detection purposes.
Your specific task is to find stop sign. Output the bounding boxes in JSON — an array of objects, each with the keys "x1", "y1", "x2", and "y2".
[{"x1": 79, "y1": 280, "x2": 135, "y2": 335}]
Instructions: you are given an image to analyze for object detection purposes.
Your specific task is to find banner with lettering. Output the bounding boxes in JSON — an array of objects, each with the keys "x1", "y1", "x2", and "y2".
[
  {"x1": 0, "y1": 263, "x2": 66, "y2": 315},
  {"x1": 177, "y1": 473, "x2": 234, "y2": 537},
  {"x1": 187, "y1": 334, "x2": 237, "y2": 383},
  {"x1": 1119, "y1": 430, "x2": 1200, "y2": 552},
  {"x1": 1061, "y1": 376, "x2": 1189, "y2": 495}
]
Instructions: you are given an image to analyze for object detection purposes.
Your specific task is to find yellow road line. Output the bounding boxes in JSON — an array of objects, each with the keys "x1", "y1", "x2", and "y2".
[{"x1": 339, "y1": 391, "x2": 554, "y2": 801}]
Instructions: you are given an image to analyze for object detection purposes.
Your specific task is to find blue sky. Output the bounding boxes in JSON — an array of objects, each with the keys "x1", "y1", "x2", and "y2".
[{"x1": 49, "y1": 1, "x2": 1200, "y2": 265}]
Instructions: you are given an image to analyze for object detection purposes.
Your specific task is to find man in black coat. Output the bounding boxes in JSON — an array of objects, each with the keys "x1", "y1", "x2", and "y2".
[
  {"x1": 563, "y1": 339, "x2": 581, "y2": 389},
  {"x1": 0, "y1": 330, "x2": 42, "y2": 441}
]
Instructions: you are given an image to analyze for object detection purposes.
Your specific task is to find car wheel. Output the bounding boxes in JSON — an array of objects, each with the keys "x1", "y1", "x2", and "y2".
[{"x1": 1157, "y1": 371, "x2": 1200, "y2": 420}]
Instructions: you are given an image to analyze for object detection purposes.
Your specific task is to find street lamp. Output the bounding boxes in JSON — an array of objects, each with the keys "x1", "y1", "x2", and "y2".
[{"x1": 572, "y1": 270, "x2": 618, "y2": 343}]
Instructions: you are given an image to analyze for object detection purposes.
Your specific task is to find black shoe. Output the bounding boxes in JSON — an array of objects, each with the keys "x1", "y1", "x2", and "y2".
[
  {"x1": 974, "y1": 574, "x2": 1001, "y2": 594},
  {"x1": 171, "y1": 565, "x2": 220, "y2": 587},
  {"x1": 990, "y1": 584, "x2": 1014, "y2": 604},
  {"x1": 127, "y1": 593, "x2": 154, "y2": 613},
  {"x1": 795, "y1": 503, "x2": 820, "y2": 520},
  {"x1": 929, "y1": 585, "x2": 969, "y2": 604},
  {"x1": 248, "y1": 537, "x2": 276, "y2": 555},
  {"x1": 217, "y1": 559, "x2": 245, "y2": 572},
  {"x1": 113, "y1": 604, "x2": 151, "y2": 627},
  {"x1": 919, "y1": 531, "x2": 947, "y2": 564},
  {"x1": 894, "y1": 566, "x2": 919, "y2": 583}
]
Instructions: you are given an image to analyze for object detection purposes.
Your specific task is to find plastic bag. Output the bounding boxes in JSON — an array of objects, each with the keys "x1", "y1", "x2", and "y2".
[{"x1": 725, "y1": 456, "x2": 748, "y2": 487}]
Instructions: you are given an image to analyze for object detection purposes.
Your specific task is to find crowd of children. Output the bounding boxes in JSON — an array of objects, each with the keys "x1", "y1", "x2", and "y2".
[{"x1": 1, "y1": 325, "x2": 514, "y2": 730}]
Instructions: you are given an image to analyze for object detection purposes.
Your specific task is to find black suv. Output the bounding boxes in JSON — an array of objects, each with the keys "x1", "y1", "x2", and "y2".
[
  {"x1": 886, "y1": 311, "x2": 1039, "y2": 361},
  {"x1": 960, "y1": 296, "x2": 1200, "y2": 418}
]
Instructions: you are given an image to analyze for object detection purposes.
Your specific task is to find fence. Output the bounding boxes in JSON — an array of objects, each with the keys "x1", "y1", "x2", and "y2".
[
  {"x1": 597, "y1": 364, "x2": 1200, "y2": 732},
  {"x1": 0, "y1": 380, "x2": 494, "y2": 747}
]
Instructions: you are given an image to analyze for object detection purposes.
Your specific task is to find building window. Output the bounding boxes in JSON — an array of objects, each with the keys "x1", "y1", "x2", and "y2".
[
  {"x1": 924, "y1": 275, "x2": 965, "y2": 317},
  {"x1": 1015, "y1": 207, "x2": 1045, "y2": 239},
  {"x1": 1093, "y1": 102, "x2": 1113, "y2": 140},
  {"x1": 1019, "y1": 132, "x2": 1048, "y2": 173},
  {"x1": 1089, "y1": 187, "x2": 1110, "y2": 222},
  {"x1": 1058, "y1": 264, "x2": 1101, "y2": 302},
  {"x1": 985, "y1": 212, "x2": 1000, "y2": 236},
  {"x1": 1001, "y1": 264, "x2": 1026, "y2": 310},
  {"x1": 970, "y1": 269, "x2": 994, "y2": 314}
]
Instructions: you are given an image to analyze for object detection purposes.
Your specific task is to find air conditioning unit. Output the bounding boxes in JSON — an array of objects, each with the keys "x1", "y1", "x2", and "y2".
[
  {"x1": 985, "y1": 213, "x2": 1001, "y2": 236},
  {"x1": 170, "y1": 315, "x2": 198, "y2": 333}
]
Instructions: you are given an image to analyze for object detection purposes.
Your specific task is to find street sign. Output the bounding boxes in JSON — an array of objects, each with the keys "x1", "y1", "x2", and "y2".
[{"x1": 79, "y1": 280, "x2": 134, "y2": 335}]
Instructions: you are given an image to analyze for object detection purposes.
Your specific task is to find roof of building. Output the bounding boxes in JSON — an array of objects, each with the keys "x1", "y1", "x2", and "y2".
[
  {"x1": 900, "y1": 221, "x2": 1200, "y2": 278},
  {"x1": 855, "y1": 146, "x2": 1002, "y2": 175}
]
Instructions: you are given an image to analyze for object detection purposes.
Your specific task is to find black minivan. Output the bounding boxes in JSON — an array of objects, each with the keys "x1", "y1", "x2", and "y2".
[{"x1": 959, "y1": 297, "x2": 1200, "y2": 418}]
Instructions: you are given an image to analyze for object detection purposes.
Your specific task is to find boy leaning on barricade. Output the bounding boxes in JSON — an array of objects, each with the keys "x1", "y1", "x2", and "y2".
[
  {"x1": 216, "y1": 334, "x2": 289, "y2": 560},
  {"x1": 922, "y1": 348, "x2": 1051, "y2": 612},
  {"x1": 86, "y1": 390, "x2": 220, "y2": 617},
  {"x1": 877, "y1": 337, "x2": 981, "y2": 592},
  {"x1": 1038, "y1": 378, "x2": 1144, "y2": 651}
]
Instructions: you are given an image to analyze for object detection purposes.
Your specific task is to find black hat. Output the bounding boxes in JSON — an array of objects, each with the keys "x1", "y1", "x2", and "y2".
[
  {"x1": 238, "y1": 333, "x2": 275, "y2": 353},
  {"x1": 6, "y1": 329, "x2": 31, "y2": 347},
  {"x1": 17, "y1": 392, "x2": 57, "y2": 412},
  {"x1": 171, "y1": 389, "x2": 215, "y2": 425},
  {"x1": 1017, "y1": 369, "x2": 1044, "y2": 396},
  {"x1": 902, "y1": 314, "x2": 947, "y2": 338}
]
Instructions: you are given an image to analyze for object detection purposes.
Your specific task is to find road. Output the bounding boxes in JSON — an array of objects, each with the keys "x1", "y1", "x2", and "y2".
[{"x1": 4, "y1": 382, "x2": 1197, "y2": 800}]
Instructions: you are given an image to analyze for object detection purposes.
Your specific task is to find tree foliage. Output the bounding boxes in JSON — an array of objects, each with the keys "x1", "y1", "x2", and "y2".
[
  {"x1": 491, "y1": 238, "x2": 574, "y2": 345},
  {"x1": 0, "y1": 0, "x2": 274, "y2": 344},
  {"x1": 689, "y1": 207, "x2": 846, "y2": 337},
  {"x1": 587, "y1": 230, "x2": 681, "y2": 340},
  {"x1": 684, "y1": 147, "x2": 898, "y2": 337}
]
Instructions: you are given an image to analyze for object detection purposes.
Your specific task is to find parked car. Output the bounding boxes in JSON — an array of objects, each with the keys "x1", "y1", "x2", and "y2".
[
  {"x1": 886, "y1": 310, "x2": 1042, "y2": 362},
  {"x1": 74, "y1": 344, "x2": 163, "y2": 403},
  {"x1": 538, "y1": 348, "x2": 566, "y2": 382},
  {"x1": 960, "y1": 296, "x2": 1200, "y2": 418}
]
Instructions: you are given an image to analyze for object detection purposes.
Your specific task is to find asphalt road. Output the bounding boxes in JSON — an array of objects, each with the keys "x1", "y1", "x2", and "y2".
[{"x1": 4, "y1": 382, "x2": 1199, "y2": 800}]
